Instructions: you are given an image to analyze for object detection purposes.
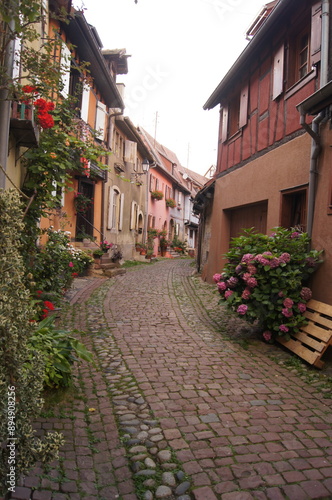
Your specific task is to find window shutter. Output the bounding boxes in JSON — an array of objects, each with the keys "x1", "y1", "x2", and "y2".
[
  {"x1": 130, "y1": 201, "x2": 137, "y2": 230},
  {"x1": 81, "y1": 85, "x2": 90, "y2": 122},
  {"x1": 239, "y1": 83, "x2": 249, "y2": 128},
  {"x1": 119, "y1": 193, "x2": 124, "y2": 231},
  {"x1": 107, "y1": 186, "x2": 114, "y2": 229},
  {"x1": 311, "y1": 2, "x2": 322, "y2": 66},
  {"x1": 95, "y1": 101, "x2": 107, "y2": 140},
  {"x1": 124, "y1": 140, "x2": 137, "y2": 164},
  {"x1": 272, "y1": 44, "x2": 284, "y2": 100},
  {"x1": 221, "y1": 105, "x2": 229, "y2": 143},
  {"x1": 61, "y1": 43, "x2": 71, "y2": 98}
]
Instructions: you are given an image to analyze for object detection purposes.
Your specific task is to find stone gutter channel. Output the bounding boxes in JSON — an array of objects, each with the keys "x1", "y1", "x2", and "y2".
[{"x1": 84, "y1": 279, "x2": 193, "y2": 500}]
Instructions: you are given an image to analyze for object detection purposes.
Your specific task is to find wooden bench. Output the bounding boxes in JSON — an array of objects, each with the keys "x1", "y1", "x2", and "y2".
[{"x1": 276, "y1": 299, "x2": 332, "y2": 369}]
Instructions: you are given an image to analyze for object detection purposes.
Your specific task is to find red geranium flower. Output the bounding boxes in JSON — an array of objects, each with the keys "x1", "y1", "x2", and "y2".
[
  {"x1": 37, "y1": 112, "x2": 54, "y2": 129},
  {"x1": 22, "y1": 85, "x2": 38, "y2": 94}
]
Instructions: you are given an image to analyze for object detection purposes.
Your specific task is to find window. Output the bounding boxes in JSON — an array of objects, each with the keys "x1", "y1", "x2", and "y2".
[
  {"x1": 221, "y1": 83, "x2": 248, "y2": 142},
  {"x1": 286, "y1": 3, "x2": 322, "y2": 89},
  {"x1": 107, "y1": 186, "x2": 124, "y2": 231},
  {"x1": 280, "y1": 187, "x2": 307, "y2": 231},
  {"x1": 288, "y1": 28, "x2": 310, "y2": 87},
  {"x1": 299, "y1": 32, "x2": 309, "y2": 79}
]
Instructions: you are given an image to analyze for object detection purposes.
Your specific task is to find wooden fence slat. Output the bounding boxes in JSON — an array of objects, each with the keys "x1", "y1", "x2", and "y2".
[{"x1": 276, "y1": 299, "x2": 332, "y2": 368}]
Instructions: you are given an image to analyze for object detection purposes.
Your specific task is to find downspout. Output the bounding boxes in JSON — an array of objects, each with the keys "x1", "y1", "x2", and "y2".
[
  {"x1": 303, "y1": 0, "x2": 329, "y2": 239},
  {"x1": 0, "y1": 2, "x2": 16, "y2": 189}
]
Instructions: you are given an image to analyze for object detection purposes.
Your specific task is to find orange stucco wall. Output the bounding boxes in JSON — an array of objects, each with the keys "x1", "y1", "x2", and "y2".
[
  {"x1": 203, "y1": 133, "x2": 311, "y2": 280},
  {"x1": 309, "y1": 125, "x2": 332, "y2": 304}
]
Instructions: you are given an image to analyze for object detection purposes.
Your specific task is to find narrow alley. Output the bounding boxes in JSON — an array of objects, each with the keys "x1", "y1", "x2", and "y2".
[{"x1": 13, "y1": 259, "x2": 332, "y2": 500}]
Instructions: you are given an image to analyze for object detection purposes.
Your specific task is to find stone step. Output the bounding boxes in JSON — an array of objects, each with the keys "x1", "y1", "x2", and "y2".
[{"x1": 100, "y1": 262, "x2": 120, "y2": 270}]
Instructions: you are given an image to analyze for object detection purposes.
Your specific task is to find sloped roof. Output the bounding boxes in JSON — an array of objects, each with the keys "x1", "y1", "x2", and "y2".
[
  {"x1": 204, "y1": 0, "x2": 293, "y2": 110},
  {"x1": 138, "y1": 127, "x2": 207, "y2": 195},
  {"x1": 138, "y1": 127, "x2": 191, "y2": 194},
  {"x1": 62, "y1": 10, "x2": 124, "y2": 109}
]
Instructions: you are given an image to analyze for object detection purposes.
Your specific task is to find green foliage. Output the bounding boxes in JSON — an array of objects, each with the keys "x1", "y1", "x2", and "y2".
[
  {"x1": 28, "y1": 316, "x2": 94, "y2": 388},
  {"x1": 214, "y1": 227, "x2": 322, "y2": 340},
  {"x1": 165, "y1": 198, "x2": 176, "y2": 208},
  {"x1": 31, "y1": 228, "x2": 93, "y2": 300},
  {"x1": 171, "y1": 236, "x2": 188, "y2": 254},
  {"x1": 0, "y1": 190, "x2": 63, "y2": 494},
  {"x1": 150, "y1": 190, "x2": 164, "y2": 200}
]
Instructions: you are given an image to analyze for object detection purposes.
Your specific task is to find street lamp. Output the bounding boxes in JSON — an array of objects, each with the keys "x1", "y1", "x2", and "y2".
[{"x1": 142, "y1": 158, "x2": 150, "y2": 174}]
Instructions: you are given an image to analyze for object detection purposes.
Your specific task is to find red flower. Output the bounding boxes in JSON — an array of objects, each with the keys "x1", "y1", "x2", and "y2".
[
  {"x1": 34, "y1": 98, "x2": 48, "y2": 110},
  {"x1": 22, "y1": 85, "x2": 38, "y2": 94},
  {"x1": 37, "y1": 112, "x2": 54, "y2": 129},
  {"x1": 43, "y1": 300, "x2": 55, "y2": 311}
]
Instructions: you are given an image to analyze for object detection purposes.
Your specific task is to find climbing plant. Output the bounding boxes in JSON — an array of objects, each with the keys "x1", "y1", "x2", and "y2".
[{"x1": 0, "y1": 190, "x2": 64, "y2": 495}]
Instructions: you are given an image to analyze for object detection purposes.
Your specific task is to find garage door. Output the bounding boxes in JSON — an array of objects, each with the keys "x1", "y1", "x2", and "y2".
[{"x1": 229, "y1": 201, "x2": 268, "y2": 239}]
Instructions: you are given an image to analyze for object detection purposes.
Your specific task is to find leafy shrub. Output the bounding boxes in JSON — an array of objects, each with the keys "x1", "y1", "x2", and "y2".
[
  {"x1": 32, "y1": 228, "x2": 93, "y2": 300},
  {"x1": 214, "y1": 227, "x2": 322, "y2": 341},
  {"x1": 0, "y1": 190, "x2": 63, "y2": 493},
  {"x1": 28, "y1": 316, "x2": 94, "y2": 388},
  {"x1": 171, "y1": 236, "x2": 187, "y2": 254}
]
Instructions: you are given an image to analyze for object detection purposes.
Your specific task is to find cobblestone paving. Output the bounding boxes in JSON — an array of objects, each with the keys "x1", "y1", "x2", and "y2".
[{"x1": 8, "y1": 259, "x2": 332, "y2": 500}]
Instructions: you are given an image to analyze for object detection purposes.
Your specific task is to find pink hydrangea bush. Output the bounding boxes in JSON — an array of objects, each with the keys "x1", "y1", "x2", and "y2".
[{"x1": 214, "y1": 227, "x2": 322, "y2": 341}]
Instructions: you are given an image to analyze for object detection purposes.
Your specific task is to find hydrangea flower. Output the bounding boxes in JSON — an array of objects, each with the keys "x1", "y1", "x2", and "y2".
[
  {"x1": 283, "y1": 298, "x2": 294, "y2": 308},
  {"x1": 247, "y1": 264, "x2": 257, "y2": 274},
  {"x1": 300, "y1": 287, "x2": 312, "y2": 301},
  {"x1": 279, "y1": 324, "x2": 289, "y2": 333},
  {"x1": 263, "y1": 331, "x2": 272, "y2": 341},
  {"x1": 227, "y1": 276, "x2": 238, "y2": 288},
  {"x1": 241, "y1": 288, "x2": 251, "y2": 300},
  {"x1": 217, "y1": 281, "x2": 227, "y2": 292},
  {"x1": 297, "y1": 302, "x2": 306, "y2": 313},
  {"x1": 213, "y1": 273, "x2": 222, "y2": 283},
  {"x1": 224, "y1": 290, "x2": 233, "y2": 299},
  {"x1": 246, "y1": 276, "x2": 258, "y2": 288},
  {"x1": 282, "y1": 308, "x2": 293, "y2": 318},
  {"x1": 237, "y1": 304, "x2": 248, "y2": 315},
  {"x1": 280, "y1": 252, "x2": 291, "y2": 263},
  {"x1": 241, "y1": 253, "x2": 254, "y2": 263}
]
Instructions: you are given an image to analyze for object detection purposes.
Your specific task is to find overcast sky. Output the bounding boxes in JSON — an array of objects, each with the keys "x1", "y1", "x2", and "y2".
[{"x1": 76, "y1": 0, "x2": 266, "y2": 175}]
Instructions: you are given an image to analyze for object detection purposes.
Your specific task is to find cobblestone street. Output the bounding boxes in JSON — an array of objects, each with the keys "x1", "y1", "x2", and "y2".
[{"x1": 10, "y1": 259, "x2": 332, "y2": 500}]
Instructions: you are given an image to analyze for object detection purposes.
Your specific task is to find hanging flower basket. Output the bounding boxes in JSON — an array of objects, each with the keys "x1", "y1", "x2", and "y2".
[
  {"x1": 165, "y1": 198, "x2": 176, "y2": 208},
  {"x1": 74, "y1": 193, "x2": 93, "y2": 213},
  {"x1": 151, "y1": 190, "x2": 164, "y2": 200}
]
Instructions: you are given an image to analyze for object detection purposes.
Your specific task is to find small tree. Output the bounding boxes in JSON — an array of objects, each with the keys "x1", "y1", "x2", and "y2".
[
  {"x1": 214, "y1": 227, "x2": 322, "y2": 341},
  {"x1": 0, "y1": 190, "x2": 63, "y2": 495}
]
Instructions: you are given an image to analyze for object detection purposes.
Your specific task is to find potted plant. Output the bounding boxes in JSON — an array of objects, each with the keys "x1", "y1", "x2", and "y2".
[
  {"x1": 151, "y1": 190, "x2": 164, "y2": 200},
  {"x1": 111, "y1": 248, "x2": 123, "y2": 263},
  {"x1": 139, "y1": 245, "x2": 147, "y2": 255},
  {"x1": 92, "y1": 248, "x2": 104, "y2": 258},
  {"x1": 165, "y1": 198, "x2": 176, "y2": 208},
  {"x1": 100, "y1": 240, "x2": 113, "y2": 253},
  {"x1": 159, "y1": 237, "x2": 169, "y2": 257}
]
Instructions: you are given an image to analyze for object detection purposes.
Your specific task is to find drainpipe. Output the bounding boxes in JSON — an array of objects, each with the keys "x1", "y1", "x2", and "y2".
[
  {"x1": 0, "y1": 2, "x2": 16, "y2": 189},
  {"x1": 303, "y1": 0, "x2": 329, "y2": 239}
]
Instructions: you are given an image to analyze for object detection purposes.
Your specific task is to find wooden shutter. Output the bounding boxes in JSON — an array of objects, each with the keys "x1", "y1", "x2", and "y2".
[
  {"x1": 95, "y1": 101, "x2": 107, "y2": 140},
  {"x1": 311, "y1": 2, "x2": 322, "y2": 66},
  {"x1": 61, "y1": 43, "x2": 71, "y2": 98},
  {"x1": 124, "y1": 140, "x2": 137, "y2": 164},
  {"x1": 272, "y1": 44, "x2": 284, "y2": 100},
  {"x1": 81, "y1": 85, "x2": 90, "y2": 122},
  {"x1": 221, "y1": 105, "x2": 229, "y2": 143},
  {"x1": 107, "y1": 186, "x2": 114, "y2": 229},
  {"x1": 119, "y1": 193, "x2": 124, "y2": 231},
  {"x1": 239, "y1": 83, "x2": 249, "y2": 128}
]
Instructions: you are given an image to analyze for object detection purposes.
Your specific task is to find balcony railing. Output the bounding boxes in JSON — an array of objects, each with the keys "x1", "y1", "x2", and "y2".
[{"x1": 10, "y1": 102, "x2": 39, "y2": 147}]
